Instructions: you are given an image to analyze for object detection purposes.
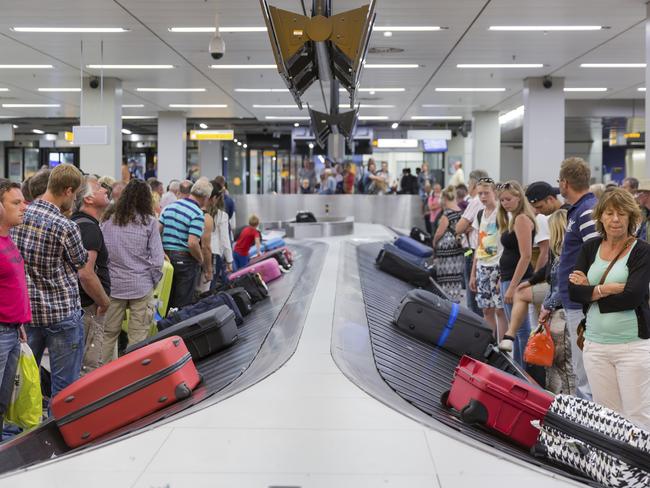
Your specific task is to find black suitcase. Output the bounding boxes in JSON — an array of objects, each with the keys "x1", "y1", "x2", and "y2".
[
  {"x1": 410, "y1": 226, "x2": 432, "y2": 245},
  {"x1": 296, "y1": 211, "x2": 317, "y2": 223},
  {"x1": 228, "y1": 273, "x2": 269, "y2": 303},
  {"x1": 223, "y1": 287, "x2": 253, "y2": 316},
  {"x1": 126, "y1": 305, "x2": 238, "y2": 360},
  {"x1": 159, "y1": 292, "x2": 243, "y2": 330},
  {"x1": 393, "y1": 289, "x2": 493, "y2": 358},
  {"x1": 376, "y1": 244, "x2": 431, "y2": 288},
  {"x1": 483, "y1": 344, "x2": 533, "y2": 383}
]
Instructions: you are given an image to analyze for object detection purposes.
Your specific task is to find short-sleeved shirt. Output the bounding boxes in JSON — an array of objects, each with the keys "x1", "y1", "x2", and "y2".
[
  {"x1": 462, "y1": 196, "x2": 484, "y2": 249},
  {"x1": 160, "y1": 198, "x2": 205, "y2": 252},
  {"x1": 71, "y1": 211, "x2": 111, "y2": 308},
  {"x1": 234, "y1": 226, "x2": 260, "y2": 256},
  {"x1": 534, "y1": 214, "x2": 550, "y2": 246},
  {"x1": 0, "y1": 234, "x2": 31, "y2": 324},
  {"x1": 473, "y1": 208, "x2": 501, "y2": 267}
]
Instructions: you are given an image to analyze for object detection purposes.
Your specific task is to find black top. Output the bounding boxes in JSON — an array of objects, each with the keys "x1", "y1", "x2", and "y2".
[
  {"x1": 568, "y1": 237, "x2": 650, "y2": 339},
  {"x1": 499, "y1": 226, "x2": 534, "y2": 282},
  {"x1": 71, "y1": 211, "x2": 111, "y2": 308}
]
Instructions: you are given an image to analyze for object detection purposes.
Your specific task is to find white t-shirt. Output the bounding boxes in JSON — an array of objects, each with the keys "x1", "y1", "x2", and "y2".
[
  {"x1": 534, "y1": 213, "x2": 550, "y2": 247},
  {"x1": 461, "y1": 195, "x2": 484, "y2": 249},
  {"x1": 472, "y1": 207, "x2": 502, "y2": 267}
]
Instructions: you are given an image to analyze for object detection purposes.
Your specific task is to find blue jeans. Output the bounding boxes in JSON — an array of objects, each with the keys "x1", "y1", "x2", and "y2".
[
  {"x1": 232, "y1": 251, "x2": 249, "y2": 271},
  {"x1": 464, "y1": 253, "x2": 483, "y2": 317},
  {"x1": 0, "y1": 325, "x2": 21, "y2": 419},
  {"x1": 500, "y1": 280, "x2": 531, "y2": 367},
  {"x1": 27, "y1": 309, "x2": 84, "y2": 399},
  {"x1": 210, "y1": 254, "x2": 228, "y2": 291}
]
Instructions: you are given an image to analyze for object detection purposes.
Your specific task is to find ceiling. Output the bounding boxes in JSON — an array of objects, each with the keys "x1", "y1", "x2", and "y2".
[{"x1": 0, "y1": 0, "x2": 646, "y2": 133}]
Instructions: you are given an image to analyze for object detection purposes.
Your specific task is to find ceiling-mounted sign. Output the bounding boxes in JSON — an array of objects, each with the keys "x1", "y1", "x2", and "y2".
[
  {"x1": 376, "y1": 138, "x2": 419, "y2": 149},
  {"x1": 407, "y1": 129, "x2": 452, "y2": 140},
  {"x1": 73, "y1": 126, "x2": 109, "y2": 145},
  {"x1": 64, "y1": 131, "x2": 74, "y2": 142},
  {"x1": 189, "y1": 129, "x2": 234, "y2": 141}
]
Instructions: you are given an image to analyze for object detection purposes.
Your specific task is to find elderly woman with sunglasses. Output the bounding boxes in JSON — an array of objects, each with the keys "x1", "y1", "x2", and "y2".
[{"x1": 568, "y1": 188, "x2": 650, "y2": 428}]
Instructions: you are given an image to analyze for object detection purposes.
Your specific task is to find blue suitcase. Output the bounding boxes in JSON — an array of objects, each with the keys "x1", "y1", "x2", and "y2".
[
  {"x1": 250, "y1": 236, "x2": 286, "y2": 257},
  {"x1": 383, "y1": 243, "x2": 429, "y2": 269},
  {"x1": 394, "y1": 236, "x2": 433, "y2": 258}
]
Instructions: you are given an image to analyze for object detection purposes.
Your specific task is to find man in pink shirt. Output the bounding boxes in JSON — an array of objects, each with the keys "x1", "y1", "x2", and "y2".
[{"x1": 0, "y1": 179, "x2": 29, "y2": 437}]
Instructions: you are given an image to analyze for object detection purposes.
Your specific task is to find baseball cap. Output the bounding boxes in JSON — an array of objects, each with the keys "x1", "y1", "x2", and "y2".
[{"x1": 525, "y1": 181, "x2": 560, "y2": 204}]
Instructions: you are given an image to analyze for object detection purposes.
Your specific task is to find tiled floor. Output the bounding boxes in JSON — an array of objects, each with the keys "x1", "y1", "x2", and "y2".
[{"x1": 1, "y1": 225, "x2": 580, "y2": 488}]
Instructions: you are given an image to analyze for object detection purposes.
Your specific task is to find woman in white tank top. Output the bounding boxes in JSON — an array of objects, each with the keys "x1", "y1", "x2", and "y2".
[{"x1": 207, "y1": 189, "x2": 233, "y2": 290}]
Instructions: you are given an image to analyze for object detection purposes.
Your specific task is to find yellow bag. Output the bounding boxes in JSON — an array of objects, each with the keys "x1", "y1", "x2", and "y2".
[{"x1": 6, "y1": 343, "x2": 42, "y2": 430}]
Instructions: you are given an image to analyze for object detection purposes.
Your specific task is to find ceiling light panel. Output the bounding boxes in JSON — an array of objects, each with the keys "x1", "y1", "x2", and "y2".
[
  {"x1": 638, "y1": 87, "x2": 646, "y2": 92},
  {"x1": 564, "y1": 87, "x2": 608, "y2": 92},
  {"x1": 373, "y1": 26, "x2": 441, "y2": 32},
  {"x1": 235, "y1": 88, "x2": 289, "y2": 92},
  {"x1": 87, "y1": 65, "x2": 174, "y2": 69},
  {"x1": 211, "y1": 65, "x2": 276, "y2": 69},
  {"x1": 170, "y1": 26, "x2": 440, "y2": 33},
  {"x1": 32, "y1": 129, "x2": 45, "y2": 134},
  {"x1": 364, "y1": 64, "x2": 419, "y2": 69},
  {"x1": 338, "y1": 104, "x2": 395, "y2": 108},
  {"x1": 457, "y1": 63, "x2": 543, "y2": 68},
  {"x1": 122, "y1": 115, "x2": 156, "y2": 119},
  {"x1": 122, "y1": 104, "x2": 144, "y2": 108},
  {"x1": 0, "y1": 65, "x2": 53, "y2": 69},
  {"x1": 3, "y1": 103, "x2": 60, "y2": 108},
  {"x1": 358, "y1": 116, "x2": 389, "y2": 120},
  {"x1": 38, "y1": 88, "x2": 81, "y2": 92},
  {"x1": 137, "y1": 88, "x2": 205, "y2": 92},
  {"x1": 339, "y1": 88, "x2": 405, "y2": 92},
  {"x1": 0, "y1": 88, "x2": 9, "y2": 92},
  {"x1": 253, "y1": 104, "x2": 301, "y2": 108},
  {"x1": 411, "y1": 116, "x2": 463, "y2": 120},
  {"x1": 489, "y1": 26, "x2": 603, "y2": 31},
  {"x1": 435, "y1": 88, "x2": 506, "y2": 92},
  {"x1": 121, "y1": 128, "x2": 132, "y2": 135},
  {"x1": 580, "y1": 63, "x2": 645, "y2": 68},
  {"x1": 13, "y1": 27, "x2": 129, "y2": 33},
  {"x1": 168, "y1": 104, "x2": 227, "y2": 108},
  {"x1": 264, "y1": 116, "x2": 310, "y2": 120}
]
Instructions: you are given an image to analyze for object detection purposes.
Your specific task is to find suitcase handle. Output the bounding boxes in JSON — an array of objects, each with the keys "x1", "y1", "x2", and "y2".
[{"x1": 509, "y1": 384, "x2": 529, "y2": 400}]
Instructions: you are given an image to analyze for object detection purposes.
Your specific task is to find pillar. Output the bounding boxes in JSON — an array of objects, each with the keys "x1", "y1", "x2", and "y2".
[
  {"x1": 646, "y1": 2, "x2": 650, "y2": 177},
  {"x1": 523, "y1": 77, "x2": 565, "y2": 184},
  {"x1": 198, "y1": 140, "x2": 223, "y2": 180},
  {"x1": 472, "y1": 111, "x2": 501, "y2": 181},
  {"x1": 80, "y1": 77, "x2": 122, "y2": 179},
  {"x1": 588, "y1": 119, "x2": 603, "y2": 184},
  {"x1": 158, "y1": 112, "x2": 187, "y2": 186}
]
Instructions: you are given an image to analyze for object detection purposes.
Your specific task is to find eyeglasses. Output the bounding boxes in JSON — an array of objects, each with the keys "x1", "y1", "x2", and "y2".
[
  {"x1": 478, "y1": 177, "x2": 495, "y2": 184},
  {"x1": 100, "y1": 182, "x2": 112, "y2": 198}
]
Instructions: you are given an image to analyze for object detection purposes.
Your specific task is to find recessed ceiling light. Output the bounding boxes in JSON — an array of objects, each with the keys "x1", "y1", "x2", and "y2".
[
  {"x1": 121, "y1": 128, "x2": 132, "y2": 135},
  {"x1": 339, "y1": 104, "x2": 395, "y2": 108},
  {"x1": 411, "y1": 115, "x2": 463, "y2": 120},
  {"x1": 391, "y1": 122, "x2": 399, "y2": 129},
  {"x1": 32, "y1": 129, "x2": 44, "y2": 134},
  {"x1": 580, "y1": 63, "x2": 645, "y2": 68},
  {"x1": 243, "y1": 143, "x2": 248, "y2": 148},
  {"x1": 564, "y1": 87, "x2": 608, "y2": 92},
  {"x1": 87, "y1": 65, "x2": 174, "y2": 69},
  {"x1": 38, "y1": 87, "x2": 81, "y2": 92},
  {"x1": 121, "y1": 115, "x2": 156, "y2": 119},
  {"x1": 308, "y1": 143, "x2": 314, "y2": 149},
  {"x1": 199, "y1": 123, "x2": 208, "y2": 129},
  {"x1": 638, "y1": 87, "x2": 646, "y2": 92},
  {"x1": 374, "y1": 26, "x2": 442, "y2": 32},
  {"x1": 13, "y1": 27, "x2": 129, "y2": 33},
  {"x1": 234, "y1": 138, "x2": 238, "y2": 143},
  {"x1": 457, "y1": 63, "x2": 544, "y2": 68},
  {"x1": 168, "y1": 27, "x2": 267, "y2": 33},
  {"x1": 12, "y1": 124, "x2": 18, "y2": 129},
  {"x1": 265, "y1": 116, "x2": 311, "y2": 120},
  {"x1": 253, "y1": 104, "x2": 300, "y2": 108},
  {"x1": 489, "y1": 26, "x2": 603, "y2": 31},
  {"x1": 364, "y1": 64, "x2": 419, "y2": 69},
  {"x1": 383, "y1": 31, "x2": 393, "y2": 37},
  {"x1": 122, "y1": 104, "x2": 145, "y2": 108},
  {"x1": 168, "y1": 104, "x2": 227, "y2": 108},
  {"x1": 235, "y1": 88, "x2": 289, "y2": 92},
  {"x1": 237, "y1": 141, "x2": 242, "y2": 146},
  {"x1": 137, "y1": 88, "x2": 206, "y2": 92},
  {"x1": 2, "y1": 103, "x2": 60, "y2": 108},
  {"x1": 211, "y1": 65, "x2": 276, "y2": 69},
  {"x1": 358, "y1": 115, "x2": 389, "y2": 120},
  {"x1": 435, "y1": 87, "x2": 506, "y2": 92},
  {"x1": 0, "y1": 65, "x2": 53, "y2": 69},
  {"x1": 294, "y1": 122, "x2": 300, "y2": 127}
]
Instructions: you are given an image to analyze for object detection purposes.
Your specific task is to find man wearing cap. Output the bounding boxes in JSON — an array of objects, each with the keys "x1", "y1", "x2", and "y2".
[
  {"x1": 525, "y1": 181, "x2": 569, "y2": 216},
  {"x1": 635, "y1": 179, "x2": 650, "y2": 241}
]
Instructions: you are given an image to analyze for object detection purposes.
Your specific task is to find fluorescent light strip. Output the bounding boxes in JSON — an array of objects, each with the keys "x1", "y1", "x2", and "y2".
[
  {"x1": 122, "y1": 115, "x2": 156, "y2": 119},
  {"x1": 199, "y1": 123, "x2": 208, "y2": 129},
  {"x1": 411, "y1": 116, "x2": 463, "y2": 120},
  {"x1": 489, "y1": 26, "x2": 602, "y2": 31},
  {"x1": 581, "y1": 63, "x2": 645, "y2": 68},
  {"x1": 339, "y1": 87, "x2": 406, "y2": 92},
  {"x1": 122, "y1": 104, "x2": 144, "y2": 108},
  {"x1": 0, "y1": 88, "x2": 8, "y2": 92},
  {"x1": 265, "y1": 116, "x2": 311, "y2": 120},
  {"x1": 339, "y1": 104, "x2": 395, "y2": 108},
  {"x1": 13, "y1": 27, "x2": 129, "y2": 33},
  {"x1": 564, "y1": 87, "x2": 608, "y2": 92},
  {"x1": 87, "y1": 65, "x2": 174, "y2": 69},
  {"x1": 0, "y1": 64, "x2": 53, "y2": 69},
  {"x1": 457, "y1": 63, "x2": 543, "y2": 68},
  {"x1": 358, "y1": 115, "x2": 389, "y2": 120},
  {"x1": 168, "y1": 104, "x2": 227, "y2": 108},
  {"x1": 121, "y1": 128, "x2": 132, "y2": 135},
  {"x1": 211, "y1": 65, "x2": 276, "y2": 69},
  {"x1": 32, "y1": 129, "x2": 45, "y2": 134},
  {"x1": 253, "y1": 104, "x2": 301, "y2": 108},
  {"x1": 171, "y1": 26, "x2": 440, "y2": 33},
  {"x1": 436, "y1": 87, "x2": 506, "y2": 92},
  {"x1": 137, "y1": 88, "x2": 205, "y2": 92},
  {"x1": 235, "y1": 88, "x2": 289, "y2": 93},
  {"x1": 3, "y1": 103, "x2": 60, "y2": 108},
  {"x1": 422, "y1": 104, "x2": 478, "y2": 108},
  {"x1": 373, "y1": 26, "x2": 441, "y2": 32},
  {"x1": 638, "y1": 87, "x2": 646, "y2": 92},
  {"x1": 499, "y1": 105, "x2": 525, "y2": 125},
  {"x1": 38, "y1": 88, "x2": 81, "y2": 92},
  {"x1": 364, "y1": 64, "x2": 419, "y2": 69}
]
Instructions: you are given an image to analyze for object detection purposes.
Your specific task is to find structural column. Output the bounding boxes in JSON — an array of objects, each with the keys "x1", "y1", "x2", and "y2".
[
  {"x1": 157, "y1": 111, "x2": 187, "y2": 186},
  {"x1": 522, "y1": 77, "x2": 565, "y2": 184},
  {"x1": 198, "y1": 140, "x2": 223, "y2": 180},
  {"x1": 472, "y1": 111, "x2": 501, "y2": 181},
  {"x1": 646, "y1": 2, "x2": 650, "y2": 177},
  {"x1": 588, "y1": 119, "x2": 603, "y2": 183},
  {"x1": 80, "y1": 77, "x2": 122, "y2": 179}
]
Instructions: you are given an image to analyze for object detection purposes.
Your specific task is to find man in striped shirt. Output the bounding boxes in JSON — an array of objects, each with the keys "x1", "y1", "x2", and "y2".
[
  {"x1": 159, "y1": 178, "x2": 213, "y2": 311},
  {"x1": 557, "y1": 157, "x2": 600, "y2": 401}
]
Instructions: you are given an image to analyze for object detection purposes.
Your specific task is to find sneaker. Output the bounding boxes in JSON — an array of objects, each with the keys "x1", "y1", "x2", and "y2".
[{"x1": 498, "y1": 335, "x2": 515, "y2": 352}]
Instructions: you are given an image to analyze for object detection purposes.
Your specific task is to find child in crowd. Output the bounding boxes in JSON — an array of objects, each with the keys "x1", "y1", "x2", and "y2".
[
  {"x1": 232, "y1": 214, "x2": 262, "y2": 271},
  {"x1": 428, "y1": 183, "x2": 443, "y2": 234}
]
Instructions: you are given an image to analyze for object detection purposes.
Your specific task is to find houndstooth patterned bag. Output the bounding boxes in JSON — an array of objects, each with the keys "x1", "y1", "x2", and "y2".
[{"x1": 535, "y1": 395, "x2": 650, "y2": 487}]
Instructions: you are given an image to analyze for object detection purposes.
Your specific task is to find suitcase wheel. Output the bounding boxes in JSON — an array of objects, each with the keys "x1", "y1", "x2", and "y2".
[
  {"x1": 440, "y1": 390, "x2": 450, "y2": 408},
  {"x1": 460, "y1": 399, "x2": 488, "y2": 425},
  {"x1": 174, "y1": 382, "x2": 193, "y2": 401}
]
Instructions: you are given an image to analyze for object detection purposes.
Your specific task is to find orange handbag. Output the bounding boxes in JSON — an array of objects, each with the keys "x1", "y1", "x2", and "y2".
[{"x1": 524, "y1": 321, "x2": 555, "y2": 367}]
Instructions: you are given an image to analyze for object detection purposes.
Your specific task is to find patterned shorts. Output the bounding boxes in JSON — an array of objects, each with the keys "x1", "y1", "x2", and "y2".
[{"x1": 476, "y1": 264, "x2": 503, "y2": 309}]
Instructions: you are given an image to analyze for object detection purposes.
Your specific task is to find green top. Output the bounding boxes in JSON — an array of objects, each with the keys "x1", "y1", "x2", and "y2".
[{"x1": 586, "y1": 241, "x2": 639, "y2": 344}]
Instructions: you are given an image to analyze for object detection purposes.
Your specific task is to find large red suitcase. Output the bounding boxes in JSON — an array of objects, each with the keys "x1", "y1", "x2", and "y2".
[
  {"x1": 443, "y1": 356, "x2": 554, "y2": 449},
  {"x1": 229, "y1": 257, "x2": 282, "y2": 283},
  {"x1": 52, "y1": 336, "x2": 201, "y2": 448}
]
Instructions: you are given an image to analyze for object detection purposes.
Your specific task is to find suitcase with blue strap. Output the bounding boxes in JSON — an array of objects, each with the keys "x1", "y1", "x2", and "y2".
[
  {"x1": 393, "y1": 289, "x2": 493, "y2": 359},
  {"x1": 249, "y1": 236, "x2": 286, "y2": 257},
  {"x1": 394, "y1": 236, "x2": 433, "y2": 258}
]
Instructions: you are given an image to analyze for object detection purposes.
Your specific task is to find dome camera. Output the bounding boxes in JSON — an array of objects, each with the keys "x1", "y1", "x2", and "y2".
[
  {"x1": 89, "y1": 77, "x2": 100, "y2": 89},
  {"x1": 209, "y1": 34, "x2": 225, "y2": 60},
  {"x1": 542, "y1": 76, "x2": 553, "y2": 89}
]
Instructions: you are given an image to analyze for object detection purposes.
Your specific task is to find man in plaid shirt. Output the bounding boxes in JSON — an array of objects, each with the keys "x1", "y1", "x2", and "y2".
[{"x1": 12, "y1": 164, "x2": 88, "y2": 398}]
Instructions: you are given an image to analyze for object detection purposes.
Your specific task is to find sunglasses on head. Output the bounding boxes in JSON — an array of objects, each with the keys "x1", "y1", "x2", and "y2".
[
  {"x1": 478, "y1": 177, "x2": 495, "y2": 184},
  {"x1": 496, "y1": 182, "x2": 513, "y2": 191},
  {"x1": 100, "y1": 182, "x2": 112, "y2": 198}
]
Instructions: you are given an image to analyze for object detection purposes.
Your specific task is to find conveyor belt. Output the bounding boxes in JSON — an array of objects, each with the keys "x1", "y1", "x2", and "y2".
[
  {"x1": 332, "y1": 241, "x2": 595, "y2": 487},
  {"x1": 0, "y1": 241, "x2": 327, "y2": 477}
]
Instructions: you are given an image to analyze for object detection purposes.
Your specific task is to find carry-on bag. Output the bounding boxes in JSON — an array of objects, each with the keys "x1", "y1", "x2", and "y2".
[
  {"x1": 223, "y1": 287, "x2": 253, "y2": 316},
  {"x1": 376, "y1": 245, "x2": 431, "y2": 288},
  {"x1": 155, "y1": 260, "x2": 174, "y2": 317},
  {"x1": 52, "y1": 336, "x2": 201, "y2": 448},
  {"x1": 393, "y1": 289, "x2": 494, "y2": 358},
  {"x1": 484, "y1": 344, "x2": 535, "y2": 384},
  {"x1": 533, "y1": 394, "x2": 650, "y2": 487},
  {"x1": 158, "y1": 292, "x2": 243, "y2": 330},
  {"x1": 443, "y1": 355, "x2": 554, "y2": 449},
  {"x1": 394, "y1": 235, "x2": 434, "y2": 258},
  {"x1": 227, "y1": 273, "x2": 269, "y2": 303},
  {"x1": 125, "y1": 305, "x2": 238, "y2": 359},
  {"x1": 250, "y1": 247, "x2": 293, "y2": 270},
  {"x1": 410, "y1": 227, "x2": 432, "y2": 245},
  {"x1": 296, "y1": 211, "x2": 317, "y2": 223},
  {"x1": 229, "y1": 258, "x2": 282, "y2": 283}
]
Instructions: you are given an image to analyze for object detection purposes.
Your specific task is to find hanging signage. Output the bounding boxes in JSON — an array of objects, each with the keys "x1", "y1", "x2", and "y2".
[
  {"x1": 189, "y1": 129, "x2": 234, "y2": 141},
  {"x1": 376, "y1": 138, "x2": 419, "y2": 149}
]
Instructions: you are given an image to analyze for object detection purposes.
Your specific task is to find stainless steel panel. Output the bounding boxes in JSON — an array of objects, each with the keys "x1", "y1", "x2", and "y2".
[{"x1": 287, "y1": 217, "x2": 355, "y2": 238}]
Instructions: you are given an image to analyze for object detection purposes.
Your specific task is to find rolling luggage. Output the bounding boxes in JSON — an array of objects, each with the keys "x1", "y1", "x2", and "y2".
[
  {"x1": 250, "y1": 246, "x2": 293, "y2": 271},
  {"x1": 394, "y1": 235, "x2": 434, "y2": 258},
  {"x1": 443, "y1": 355, "x2": 554, "y2": 449},
  {"x1": 154, "y1": 260, "x2": 174, "y2": 317},
  {"x1": 223, "y1": 287, "x2": 253, "y2": 316},
  {"x1": 533, "y1": 395, "x2": 650, "y2": 487},
  {"x1": 227, "y1": 273, "x2": 269, "y2": 303},
  {"x1": 376, "y1": 245, "x2": 431, "y2": 288},
  {"x1": 229, "y1": 258, "x2": 282, "y2": 283},
  {"x1": 249, "y1": 236, "x2": 286, "y2": 258},
  {"x1": 52, "y1": 336, "x2": 201, "y2": 448},
  {"x1": 125, "y1": 306, "x2": 238, "y2": 359},
  {"x1": 393, "y1": 289, "x2": 493, "y2": 358},
  {"x1": 158, "y1": 292, "x2": 243, "y2": 330},
  {"x1": 296, "y1": 211, "x2": 317, "y2": 223},
  {"x1": 484, "y1": 344, "x2": 534, "y2": 384},
  {"x1": 410, "y1": 227, "x2": 431, "y2": 245}
]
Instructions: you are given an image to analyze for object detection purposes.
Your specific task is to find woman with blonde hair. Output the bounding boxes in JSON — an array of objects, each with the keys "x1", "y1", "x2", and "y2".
[
  {"x1": 496, "y1": 181, "x2": 537, "y2": 367},
  {"x1": 432, "y1": 185, "x2": 465, "y2": 302}
]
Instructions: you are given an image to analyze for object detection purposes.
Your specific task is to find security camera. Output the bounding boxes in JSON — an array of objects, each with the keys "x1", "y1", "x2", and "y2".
[
  {"x1": 542, "y1": 76, "x2": 553, "y2": 89},
  {"x1": 89, "y1": 77, "x2": 100, "y2": 89},
  {"x1": 209, "y1": 13, "x2": 225, "y2": 60}
]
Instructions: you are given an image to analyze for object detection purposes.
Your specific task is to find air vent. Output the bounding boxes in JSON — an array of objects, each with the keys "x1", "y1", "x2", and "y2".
[{"x1": 368, "y1": 46, "x2": 404, "y2": 55}]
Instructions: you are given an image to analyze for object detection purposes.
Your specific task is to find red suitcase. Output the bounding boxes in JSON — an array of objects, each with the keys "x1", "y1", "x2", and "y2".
[
  {"x1": 229, "y1": 257, "x2": 282, "y2": 283},
  {"x1": 52, "y1": 336, "x2": 201, "y2": 448},
  {"x1": 443, "y1": 356, "x2": 554, "y2": 449}
]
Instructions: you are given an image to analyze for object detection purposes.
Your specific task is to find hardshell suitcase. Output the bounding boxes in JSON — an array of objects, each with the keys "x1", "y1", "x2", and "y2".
[
  {"x1": 250, "y1": 236, "x2": 286, "y2": 257},
  {"x1": 229, "y1": 258, "x2": 282, "y2": 283},
  {"x1": 394, "y1": 236, "x2": 434, "y2": 258},
  {"x1": 534, "y1": 395, "x2": 650, "y2": 487},
  {"x1": 223, "y1": 287, "x2": 253, "y2": 316},
  {"x1": 250, "y1": 247, "x2": 293, "y2": 270},
  {"x1": 52, "y1": 336, "x2": 200, "y2": 448},
  {"x1": 296, "y1": 211, "x2": 317, "y2": 223},
  {"x1": 154, "y1": 260, "x2": 174, "y2": 317},
  {"x1": 376, "y1": 245, "x2": 431, "y2": 288},
  {"x1": 393, "y1": 289, "x2": 493, "y2": 358},
  {"x1": 125, "y1": 306, "x2": 238, "y2": 359},
  {"x1": 228, "y1": 273, "x2": 269, "y2": 303},
  {"x1": 410, "y1": 227, "x2": 432, "y2": 245},
  {"x1": 158, "y1": 292, "x2": 243, "y2": 330},
  {"x1": 484, "y1": 344, "x2": 535, "y2": 384},
  {"x1": 443, "y1": 355, "x2": 554, "y2": 449}
]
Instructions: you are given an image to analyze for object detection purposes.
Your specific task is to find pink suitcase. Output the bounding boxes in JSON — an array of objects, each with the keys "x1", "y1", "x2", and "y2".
[{"x1": 229, "y1": 258, "x2": 282, "y2": 283}]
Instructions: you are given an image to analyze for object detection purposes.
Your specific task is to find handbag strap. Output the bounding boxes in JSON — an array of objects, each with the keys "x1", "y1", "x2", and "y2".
[{"x1": 597, "y1": 237, "x2": 635, "y2": 286}]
